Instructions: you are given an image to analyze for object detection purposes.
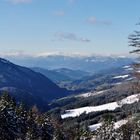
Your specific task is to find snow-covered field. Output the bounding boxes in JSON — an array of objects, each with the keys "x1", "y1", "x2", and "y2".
[
  {"x1": 113, "y1": 74, "x2": 129, "y2": 79},
  {"x1": 123, "y1": 65, "x2": 133, "y2": 71},
  {"x1": 89, "y1": 123, "x2": 102, "y2": 131},
  {"x1": 61, "y1": 94, "x2": 140, "y2": 119},
  {"x1": 112, "y1": 82, "x2": 122, "y2": 85},
  {"x1": 89, "y1": 119, "x2": 128, "y2": 131},
  {"x1": 75, "y1": 90, "x2": 107, "y2": 98},
  {"x1": 123, "y1": 65, "x2": 131, "y2": 69}
]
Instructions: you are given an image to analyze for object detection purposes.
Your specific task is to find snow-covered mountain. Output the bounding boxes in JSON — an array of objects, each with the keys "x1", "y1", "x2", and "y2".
[{"x1": 5, "y1": 55, "x2": 135, "y2": 73}]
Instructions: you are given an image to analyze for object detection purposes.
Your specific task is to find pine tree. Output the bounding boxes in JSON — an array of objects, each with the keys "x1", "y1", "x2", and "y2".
[
  {"x1": 129, "y1": 23, "x2": 140, "y2": 81},
  {"x1": 16, "y1": 102, "x2": 28, "y2": 139},
  {"x1": 51, "y1": 115, "x2": 64, "y2": 140},
  {"x1": 117, "y1": 122, "x2": 134, "y2": 140},
  {"x1": 95, "y1": 121, "x2": 116, "y2": 140},
  {"x1": 25, "y1": 108, "x2": 39, "y2": 140},
  {"x1": 0, "y1": 92, "x2": 54, "y2": 140},
  {"x1": 0, "y1": 92, "x2": 19, "y2": 139},
  {"x1": 95, "y1": 115, "x2": 116, "y2": 140},
  {"x1": 39, "y1": 114, "x2": 53, "y2": 140}
]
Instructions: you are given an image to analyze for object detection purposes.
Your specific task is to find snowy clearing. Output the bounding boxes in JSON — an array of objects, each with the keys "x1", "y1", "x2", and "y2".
[
  {"x1": 89, "y1": 119, "x2": 128, "y2": 131},
  {"x1": 113, "y1": 75, "x2": 129, "y2": 79},
  {"x1": 112, "y1": 82, "x2": 122, "y2": 86},
  {"x1": 123, "y1": 65, "x2": 133, "y2": 71},
  {"x1": 75, "y1": 90, "x2": 107, "y2": 98},
  {"x1": 61, "y1": 94, "x2": 140, "y2": 119},
  {"x1": 89, "y1": 123, "x2": 102, "y2": 131},
  {"x1": 136, "y1": 70, "x2": 140, "y2": 73},
  {"x1": 123, "y1": 65, "x2": 130, "y2": 69},
  {"x1": 126, "y1": 77, "x2": 134, "y2": 81}
]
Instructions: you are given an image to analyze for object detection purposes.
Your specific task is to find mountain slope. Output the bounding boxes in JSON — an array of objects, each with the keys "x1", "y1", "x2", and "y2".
[
  {"x1": 61, "y1": 94, "x2": 139, "y2": 119},
  {"x1": 0, "y1": 87, "x2": 48, "y2": 110},
  {"x1": 0, "y1": 58, "x2": 69, "y2": 106},
  {"x1": 6, "y1": 55, "x2": 135, "y2": 73},
  {"x1": 31, "y1": 67, "x2": 73, "y2": 82},
  {"x1": 59, "y1": 65, "x2": 133, "y2": 91},
  {"x1": 54, "y1": 68, "x2": 90, "y2": 80},
  {"x1": 31, "y1": 67, "x2": 90, "y2": 83}
]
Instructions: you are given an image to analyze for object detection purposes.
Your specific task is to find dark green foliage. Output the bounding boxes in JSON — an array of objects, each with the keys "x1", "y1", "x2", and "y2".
[{"x1": 0, "y1": 92, "x2": 53, "y2": 140}]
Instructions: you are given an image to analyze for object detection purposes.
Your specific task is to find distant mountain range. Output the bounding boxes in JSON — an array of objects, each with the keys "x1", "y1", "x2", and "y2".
[
  {"x1": 0, "y1": 55, "x2": 136, "y2": 111},
  {"x1": 57, "y1": 65, "x2": 134, "y2": 92},
  {"x1": 0, "y1": 58, "x2": 70, "y2": 111},
  {"x1": 31, "y1": 67, "x2": 90, "y2": 83},
  {"x1": 5, "y1": 55, "x2": 135, "y2": 73},
  {"x1": 49, "y1": 64, "x2": 139, "y2": 134}
]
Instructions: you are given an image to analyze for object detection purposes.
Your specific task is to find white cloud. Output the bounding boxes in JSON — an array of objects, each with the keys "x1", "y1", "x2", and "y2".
[
  {"x1": 0, "y1": 50, "x2": 27, "y2": 57},
  {"x1": 0, "y1": 50, "x2": 94, "y2": 57},
  {"x1": 87, "y1": 17, "x2": 111, "y2": 26},
  {"x1": 6, "y1": 0, "x2": 32, "y2": 4},
  {"x1": 55, "y1": 32, "x2": 91, "y2": 43}
]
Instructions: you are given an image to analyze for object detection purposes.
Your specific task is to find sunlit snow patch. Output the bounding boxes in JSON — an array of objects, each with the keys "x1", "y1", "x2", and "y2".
[
  {"x1": 61, "y1": 94, "x2": 140, "y2": 119},
  {"x1": 113, "y1": 75, "x2": 129, "y2": 79},
  {"x1": 89, "y1": 119, "x2": 128, "y2": 131},
  {"x1": 75, "y1": 90, "x2": 107, "y2": 98}
]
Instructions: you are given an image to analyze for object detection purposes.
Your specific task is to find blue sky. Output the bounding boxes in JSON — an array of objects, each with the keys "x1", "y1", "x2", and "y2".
[{"x1": 0, "y1": 0, "x2": 140, "y2": 56}]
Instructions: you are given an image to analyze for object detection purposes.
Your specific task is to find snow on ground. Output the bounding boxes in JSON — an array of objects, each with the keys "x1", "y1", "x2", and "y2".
[
  {"x1": 75, "y1": 92, "x2": 94, "y2": 98},
  {"x1": 61, "y1": 94, "x2": 140, "y2": 119},
  {"x1": 61, "y1": 102, "x2": 118, "y2": 119},
  {"x1": 89, "y1": 119, "x2": 128, "y2": 131},
  {"x1": 123, "y1": 65, "x2": 133, "y2": 71},
  {"x1": 75, "y1": 90, "x2": 107, "y2": 98},
  {"x1": 89, "y1": 123, "x2": 102, "y2": 131},
  {"x1": 118, "y1": 94, "x2": 140, "y2": 105},
  {"x1": 123, "y1": 65, "x2": 130, "y2": 68},
  {"x1": 58, "y1": 90, "x2": 107, "y2": 101},
  {"x1": 114, "y1": 119, "x2": 128, "y2": 129},
  {"x1": 113, "y1": 74, "x2": 129, "y2": 79},
  {"x1": 126, "y1": 77, "x2": 134, "y2": 81},
  {"x1": 136, "y1": 70, "x2": 140, "y2": 73},
  {"x1": 112, "y1": 82, "x2": 122, "y2": 86},
  {"x1": 125, "y1": 68, "x2": 133, "y2": 71}
]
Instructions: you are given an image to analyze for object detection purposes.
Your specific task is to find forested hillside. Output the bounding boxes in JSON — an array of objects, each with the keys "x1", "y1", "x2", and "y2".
[
  {"x1": 2, "y1": 92, "x2": 140, "y2": 140},
  {"x1": 1, "y1": 0, "x2": 140, "y2": 139}
]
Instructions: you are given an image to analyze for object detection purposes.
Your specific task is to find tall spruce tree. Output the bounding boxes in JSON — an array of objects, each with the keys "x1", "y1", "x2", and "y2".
[
  {"x1": 0, "y1": 92, "x2": 54, "y2": 140},
  {"x1": 95, "y1": 115, "x2": 116, "y2": 140},
  {"x1": 129, "y1": 24, "x2": 140, "y2": 81}
]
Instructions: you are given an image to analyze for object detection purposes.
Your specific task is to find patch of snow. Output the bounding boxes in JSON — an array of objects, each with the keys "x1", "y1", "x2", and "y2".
[
  {"x1": 89, "y1": 123, "x2": 102, "y2": 131},
  {"x1": 126, "y1": 78, "x2": 133, "y2": 81},
  {"x1": 89, "y1": 119, "x2": 128, "y2": 131},
  {"x1": 61, "y1": 102, "x2": 118, "y2": 119},
  {"x1": 75, "y1": 90, "x2": 107, "y2": 98},
  {"x1": 123, "y1": 65, "x2": 130, "y2": 69},
  {"x1": 113, "y1": 82, "x2": 122, "y2": 85},
  {"x1": 75, "y1": 92, "x2": 93, "y2": 98},
  {"x1": 119, "y1": 94, "x2": 140, "y2": 105},
  {"x1": 114, "y1": 119, "x2": 128, "y2": 129},
  {"x1": 136, "y1": 70, "x2": 140, "y2": 73},
  {"x1": 113, "y1": 75, "x2": 129, "y2": 79},
  {"x1": 61, "y1": 94, "x2": 140, "y2": 119},
  {"x1": 125, "y1": 68, "x2": 133, "y2": 71}
]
